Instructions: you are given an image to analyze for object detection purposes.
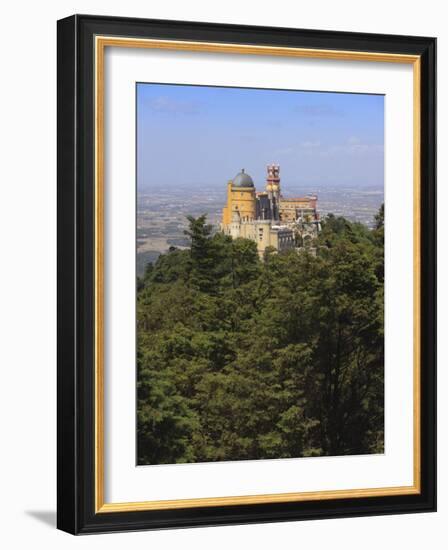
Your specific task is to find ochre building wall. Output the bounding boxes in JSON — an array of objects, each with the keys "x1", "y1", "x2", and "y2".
[{"x1": 222, "y1": 181, "x2": 256, "y2": 224}]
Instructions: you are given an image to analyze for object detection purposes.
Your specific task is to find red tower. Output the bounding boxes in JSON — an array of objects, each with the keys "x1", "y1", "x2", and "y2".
[{"x1": 266, "y1": 164, "x2": 281, "y2": 220}]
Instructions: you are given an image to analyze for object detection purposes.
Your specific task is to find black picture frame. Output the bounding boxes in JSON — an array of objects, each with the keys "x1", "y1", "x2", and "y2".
[{"x1": 57, "y1": 14, "x2": 436, "y2": 534}]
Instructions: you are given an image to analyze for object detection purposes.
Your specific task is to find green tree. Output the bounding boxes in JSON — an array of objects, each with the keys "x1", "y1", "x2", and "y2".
[
  {"x1": 137, "y1": 209, "x2": 385, "y2": 464},
  {"x1": 184, "y1": 214, "x2": 216, "y2": 293}
]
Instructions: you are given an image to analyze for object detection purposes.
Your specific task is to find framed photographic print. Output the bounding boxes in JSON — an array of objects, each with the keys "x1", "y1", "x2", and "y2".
[{"x1": 57, "y1": 14, "x2": 436, "y2": 534}]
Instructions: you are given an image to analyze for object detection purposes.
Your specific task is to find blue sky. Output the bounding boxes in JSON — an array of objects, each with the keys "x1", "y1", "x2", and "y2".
[{"x1": 137, "y1": 83, "x2": 384, "y2": 189}]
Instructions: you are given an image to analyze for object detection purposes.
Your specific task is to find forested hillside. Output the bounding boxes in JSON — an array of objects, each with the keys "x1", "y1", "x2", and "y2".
[{"x1": 137, "y1": 207, "x2": 384, "y2": 465}]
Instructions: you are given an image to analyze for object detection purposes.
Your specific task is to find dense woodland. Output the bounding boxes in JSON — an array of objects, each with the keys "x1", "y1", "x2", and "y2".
[{"x1": 137, "y1": 206, "x2": 385, "y2": 464}]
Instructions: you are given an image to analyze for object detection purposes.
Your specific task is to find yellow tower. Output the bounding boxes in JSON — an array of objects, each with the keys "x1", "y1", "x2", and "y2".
[{"x1": 222, "y1": 169, "x2": 256, "y2": 224}]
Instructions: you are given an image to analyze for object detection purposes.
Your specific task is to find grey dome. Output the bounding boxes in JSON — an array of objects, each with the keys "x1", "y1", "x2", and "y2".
[{"x1": 232, "y1": 169, "x2": 254, "y2": 188}]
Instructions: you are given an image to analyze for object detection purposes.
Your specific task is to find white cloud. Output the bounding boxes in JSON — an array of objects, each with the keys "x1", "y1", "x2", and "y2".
[
  {"x1": 300, "y1": 140, "x2": 321, "y2": 149},
  {"x1": 348, "y1": 136, "x2": 361, "y2": 145},
  {"x1": 149, "y1": 96, "x2": 201, "y2": 114},
  {"x1": 274, "y1": 137, "x2": 382, "y2": 160},
  {"x1": 294, "y1": 104, "x2": 344, "y2": 117},
  {"x1": 320, "y1": 137, "x2": 383, "y2": 157}
]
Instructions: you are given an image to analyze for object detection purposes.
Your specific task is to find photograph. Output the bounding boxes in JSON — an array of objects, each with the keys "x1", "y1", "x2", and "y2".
[
  {"x1": 0, "y1": 0, "x2": 442, "y2": 543},
  {"x1": 136, "y1": 83, "x2": 385, "y2": 466},
  {"x1": 54, "y1": 12, "x2": 436, "y2": 535}
]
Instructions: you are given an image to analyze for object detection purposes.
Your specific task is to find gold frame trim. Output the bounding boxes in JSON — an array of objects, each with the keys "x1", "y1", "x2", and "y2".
[{"x1": 94, "y1": 36, "x2": 421, "y2": 514}]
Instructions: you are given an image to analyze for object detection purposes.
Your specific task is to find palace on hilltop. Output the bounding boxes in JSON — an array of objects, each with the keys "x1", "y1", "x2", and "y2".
[{"x1": 221, "y1": 164, "x2": 320, "y2": 256}]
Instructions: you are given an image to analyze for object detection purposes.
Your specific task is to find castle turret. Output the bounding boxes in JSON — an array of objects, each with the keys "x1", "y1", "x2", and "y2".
[
  {"x1": 228, "y1": 169, "x2": 256, "y2": 222},
  {"x1": 266, "y1": 164, "x2": 281, "y2": 220}
]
